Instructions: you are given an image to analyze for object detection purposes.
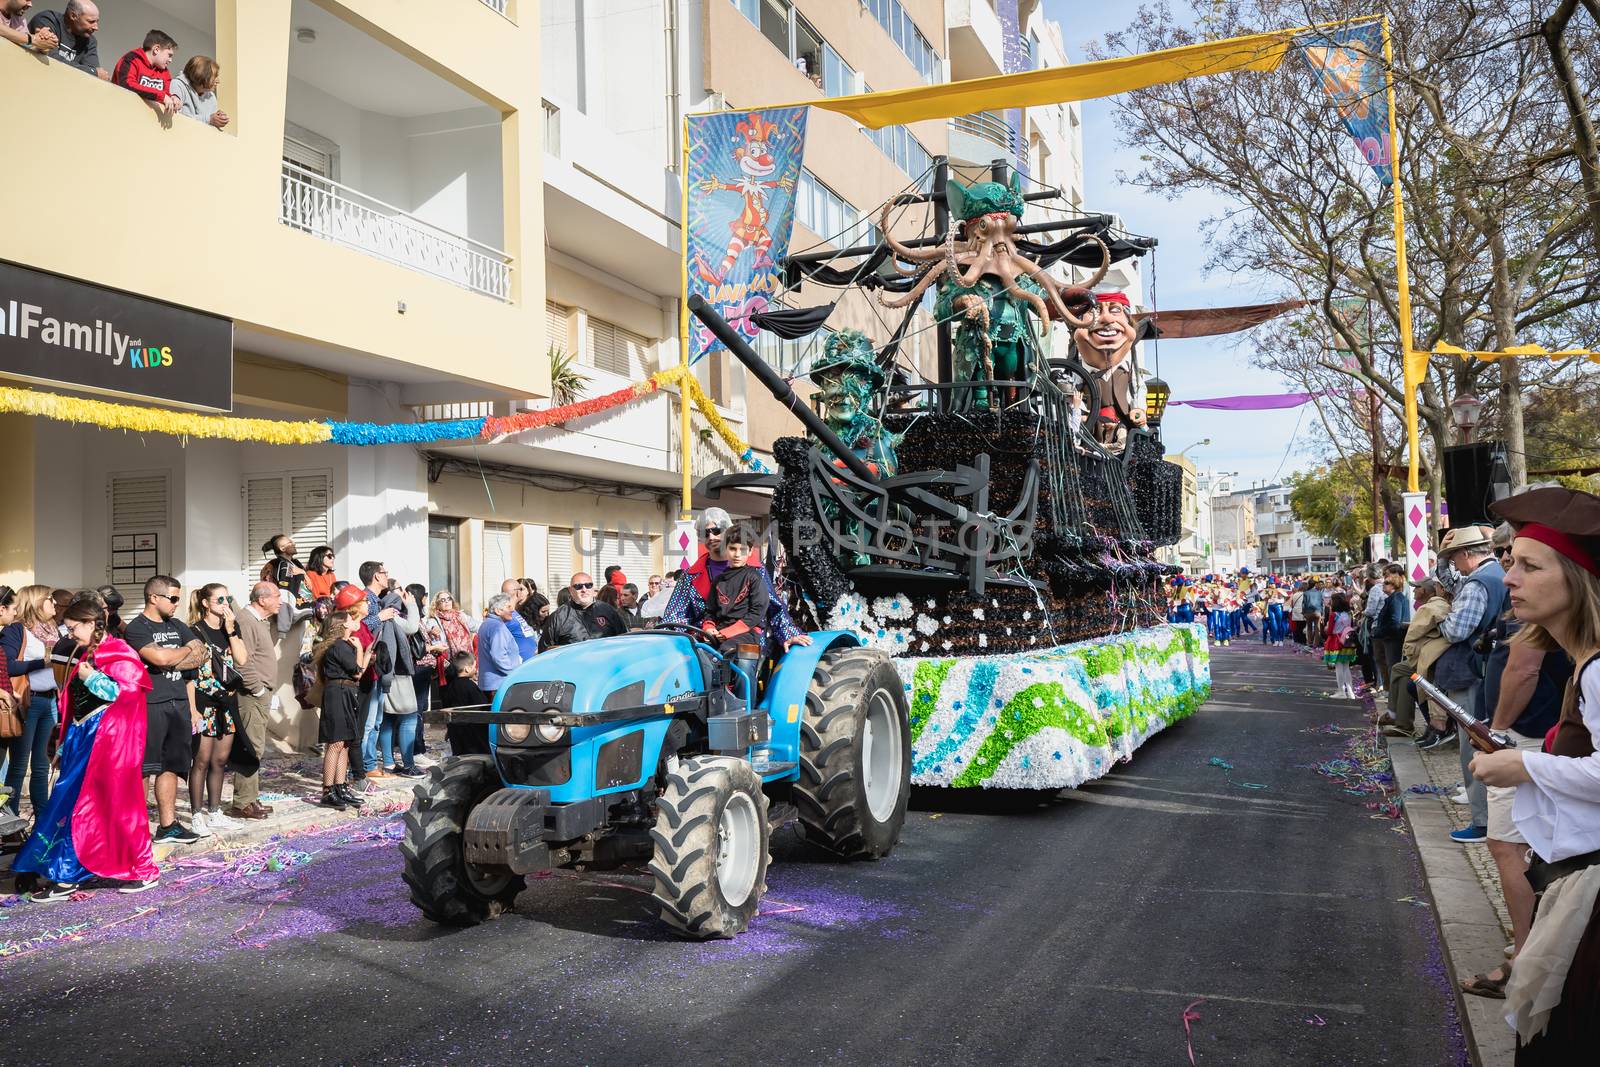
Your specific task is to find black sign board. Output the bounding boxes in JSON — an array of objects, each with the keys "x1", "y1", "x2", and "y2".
[{"x1": 0, "y1": 259, "x2": 233, "y2": 411}]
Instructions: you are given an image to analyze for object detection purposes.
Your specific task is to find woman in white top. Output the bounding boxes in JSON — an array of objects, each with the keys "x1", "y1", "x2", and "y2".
[
  {"x1": 1469, "y1": 486, "x2": 1600, "y2": 1063},
  {"x1": 2, "y1": 586, "x2": 64, "y2": 818}
]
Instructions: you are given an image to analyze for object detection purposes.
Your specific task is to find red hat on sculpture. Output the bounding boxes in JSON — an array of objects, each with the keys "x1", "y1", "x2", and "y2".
[{"x1": 1092, "y1": 288, "x2": 1132, "y2": 307}]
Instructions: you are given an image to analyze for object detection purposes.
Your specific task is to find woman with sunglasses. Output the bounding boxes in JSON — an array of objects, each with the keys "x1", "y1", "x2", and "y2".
[
  {"x1": 15, "y1": 597, "x2": 160, "y2": 901},
  {"x1": 305, "y1": 546, "x2": 338, "y2": 601},
  {"x1": 185, "y1": 584, "x2": 248, "y2": 837},
  {"x1": 660, "y1": 508, "x2": 811, "y2": 655}
]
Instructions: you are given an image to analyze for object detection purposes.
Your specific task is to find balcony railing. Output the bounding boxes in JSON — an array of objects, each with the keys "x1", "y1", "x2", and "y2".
[
  {"x1": 949, "y1": 111, "x2": 1018, "y2": 156},
  {"x1": 542, "y1": 99, "x2": 560, "y2": 156},
  {"x1": 279, "y1": 161, "x2": 512, "y2": 302},
  {"x1": 477, "y1": 0, "x2": 509, "y2": 15}
]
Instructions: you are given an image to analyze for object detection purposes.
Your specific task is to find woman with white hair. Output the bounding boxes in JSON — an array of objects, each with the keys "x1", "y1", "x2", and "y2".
[{"x1": 660, "y1": 509, "x2": 811, "y2": 653}]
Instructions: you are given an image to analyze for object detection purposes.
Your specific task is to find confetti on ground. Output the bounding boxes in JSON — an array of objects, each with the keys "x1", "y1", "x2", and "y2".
[
  {"x1": 1182, "y1": 998, "x2": 1204, "y2": 1065},
  {"x1": 1306, "y1": 1014, "x2": 1326, "y2": 1027},
  {"x1": 1407, "y1": 783, "x2": 1453, "y2": 796},
  {"x1": 1306, "y1": 722, "x2": 1402, "y2": 821},
  {"x1": 1207, "y1": 757, "x2": 1269, "y2": 791}
]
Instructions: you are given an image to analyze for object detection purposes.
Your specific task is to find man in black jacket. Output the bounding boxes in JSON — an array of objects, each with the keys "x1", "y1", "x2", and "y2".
[{"x1": 543, "y1": 573, "x2": 628, "y2": 647}]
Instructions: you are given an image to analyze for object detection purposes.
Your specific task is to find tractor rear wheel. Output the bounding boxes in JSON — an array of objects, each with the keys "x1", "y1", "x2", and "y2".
[
  {"x1": 649, "y1": 755, "x2": 770, "y2": 939},
  {"x1": 400, "y1": 755, "x2": 524, "y2": 926},
  {"x1": 795, "y1": 646, "x2": 911, "y2": 859}
]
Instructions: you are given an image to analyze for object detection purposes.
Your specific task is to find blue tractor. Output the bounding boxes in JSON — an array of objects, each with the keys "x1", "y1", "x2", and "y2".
[{"x1": 401, "y1": 625, "x2": 911, "y2": 938}]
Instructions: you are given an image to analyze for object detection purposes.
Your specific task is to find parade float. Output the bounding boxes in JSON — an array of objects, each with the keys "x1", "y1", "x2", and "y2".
[{"x1": 689, "y1": 162, "x2": 1211, "y2": 792}]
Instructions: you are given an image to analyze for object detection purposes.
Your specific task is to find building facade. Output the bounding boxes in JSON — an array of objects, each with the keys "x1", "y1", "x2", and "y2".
[
  {"x1": 3, "y1": 0, "x2": 546, "y2": 750},
  {"x1": 1251, "y1": 484, "x2": 1339, "y2": 574}
]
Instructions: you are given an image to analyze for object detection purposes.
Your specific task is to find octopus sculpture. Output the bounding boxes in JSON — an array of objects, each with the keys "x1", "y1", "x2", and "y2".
[{"x1": 877, "y1": 175, "x2": 1110, "y2": 407}]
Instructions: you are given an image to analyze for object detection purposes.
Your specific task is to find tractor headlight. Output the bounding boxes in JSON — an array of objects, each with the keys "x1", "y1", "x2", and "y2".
[
  {"x1": 535, "y1": 723, "x2": 568, "y2": 744},
  {"x1": 500, "y1": 722, "x2": 532, "y2": 744}
]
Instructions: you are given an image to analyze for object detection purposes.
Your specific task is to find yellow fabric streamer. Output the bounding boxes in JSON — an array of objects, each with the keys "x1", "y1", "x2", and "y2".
[
  {"x1": 1431, "y1": 342, "x2": 1600, "y2": 364},
  {"x1": 0, "y1": 386, "x2": 333, "y2": 444},
  {"x1": 653, "y1": 365, "x2": 762, "y2": 460}
]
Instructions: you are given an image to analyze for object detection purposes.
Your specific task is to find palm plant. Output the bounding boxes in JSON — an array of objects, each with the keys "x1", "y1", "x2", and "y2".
[{"x1": 547, "y1": 345, "x2": 591, "y2": 408}]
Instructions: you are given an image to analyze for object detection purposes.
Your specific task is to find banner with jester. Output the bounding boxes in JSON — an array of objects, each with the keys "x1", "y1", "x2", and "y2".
[
  {"x1": 686, "y1": 107, "x2": 808, "y2": 360},
  {"x1": 1298, "y1": 21, "x2": 1392, "y2": 184}
]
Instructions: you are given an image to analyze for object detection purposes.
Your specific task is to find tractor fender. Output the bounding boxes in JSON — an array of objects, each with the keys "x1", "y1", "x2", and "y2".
[{"x1": 760, "y1": 630, "x2": 861, "y2": 776}]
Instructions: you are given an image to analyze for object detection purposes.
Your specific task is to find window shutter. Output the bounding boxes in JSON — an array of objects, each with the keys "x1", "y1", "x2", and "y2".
[
  {"x1": 479, "y1": 522, "x2": 515, "y2": 607},
  {"x1": 587, "y1": 317, "x2": 649, "y2": 377},
  {"x1": 108, "y1": 472, "x2": 170, "y2": 615},
  {"x1": 547, "y1": 527, "x2": 573, "y2": 598},
  {"x1": 282, "y1": 135, "x2": 333, "y2": 178},
  {"x1": 546, "y1": 301, "x2": 570, "y2": 355},
  {"x1": 243, "y1": 476, "x2": 285, "y2": 587},
  {"x1": 290, "y1": 473, "x2": 331, "y2": 555}
]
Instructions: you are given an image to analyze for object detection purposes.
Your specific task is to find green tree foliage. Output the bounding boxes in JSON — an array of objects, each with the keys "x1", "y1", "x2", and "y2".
[{"x1": 1287, "y1": 458, "x2": 1379, "y2": 556}]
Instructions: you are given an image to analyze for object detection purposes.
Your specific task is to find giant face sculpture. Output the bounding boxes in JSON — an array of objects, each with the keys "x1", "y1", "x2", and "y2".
[{"x1": 1070, "y1": 292, "x2": 1145, "y2": 449}]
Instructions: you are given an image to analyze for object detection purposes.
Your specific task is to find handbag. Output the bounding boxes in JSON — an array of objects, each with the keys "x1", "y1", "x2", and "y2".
[
  {"x1": 0, "y1": 691, "x2": 22, "y2": 739},
  {"x1": 384, "y1": 673, "x2": 418, "y2": 715}
]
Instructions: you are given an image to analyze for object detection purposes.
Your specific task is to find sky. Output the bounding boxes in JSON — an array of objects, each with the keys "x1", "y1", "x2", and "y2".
[{"x1": 1043, "y1": 0, "x2": 1315, "y2": 490}]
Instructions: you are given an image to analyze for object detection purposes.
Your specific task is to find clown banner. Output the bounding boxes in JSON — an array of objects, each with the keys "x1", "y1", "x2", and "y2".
[
  {"x1": 686, "y1": 108, "x2": 808, "y2": 361},
  {"x1": 1298, "y1": 21, "x2": 1392, "y2": 184}
]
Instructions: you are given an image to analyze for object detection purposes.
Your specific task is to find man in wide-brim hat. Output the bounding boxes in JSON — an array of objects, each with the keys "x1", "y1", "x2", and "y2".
[{"x1": 1434, "y1": 519, "x2": 1513, "y2": 844}]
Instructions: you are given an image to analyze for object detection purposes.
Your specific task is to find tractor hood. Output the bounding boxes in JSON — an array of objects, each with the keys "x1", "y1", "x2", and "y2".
[{"x1": 492, "y1": 632, "x2": 708, "y2": 719}]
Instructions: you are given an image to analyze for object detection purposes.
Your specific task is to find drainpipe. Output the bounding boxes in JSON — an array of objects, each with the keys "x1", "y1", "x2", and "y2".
[{"x1": 665, "y1": 0, "x2": 681, "y2": 170}]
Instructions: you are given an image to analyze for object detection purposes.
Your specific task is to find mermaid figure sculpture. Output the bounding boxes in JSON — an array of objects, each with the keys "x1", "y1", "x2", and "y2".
[{"x1": 878, "y1": 175, "x2": 1109, "y2": 409}]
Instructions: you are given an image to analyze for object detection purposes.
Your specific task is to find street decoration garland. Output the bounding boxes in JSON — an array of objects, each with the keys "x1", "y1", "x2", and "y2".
[{"x1": 0, "y1": 369, "x2": 769, "y2": 471}]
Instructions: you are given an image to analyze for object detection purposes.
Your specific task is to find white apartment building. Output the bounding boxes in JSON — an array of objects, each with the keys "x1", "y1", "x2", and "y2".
[{"x1": 1251, "y1": 485, "x2": 1340, "y2": 574}]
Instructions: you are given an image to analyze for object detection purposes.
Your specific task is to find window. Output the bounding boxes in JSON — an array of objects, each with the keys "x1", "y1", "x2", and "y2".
[
  {"x1": 794, "y1": 16, "x2": 823, "y2": 89},
  {"x1": 756, "y1": 322, "x2": 831, "y2": 377},
  {"x1": 587, "y1": 316, "x2": 651, "y2": 378},
  {"x1": 860, "y1": 0, "x2": 939, "y2": 82},
  {"x1": 428, "y1": 517, "x2": 460, "y2": 605},
  {"x1": 242, "y1": 471, "x2": 331, "y2": 590},
  {"x1": 796, "y1": 170, "x2": 875, "y2": 247},
  {"x1": 758, "y1": 0, "x2": 790, "y2": 55},
  {"x1": 479, "y1": 521, "x2": 515, "y2": 609},
  {"x1": 547, "y1": 527, "x2": 574, "y2": 598},
  {"x1": 283, "y1": 126, "x2": 338, "y2": 180},
  {"x1": 108, "y1": 472, "x2": 169, "y2": 615},
  {"x1": 861, "y1": 111, "x2": 933, "y2": 183},
  {"x1": 822, "y1": 43, "x2": 855, "y2": 97},
  {"x1": 593, "y1": 531, "x2": 657, "y2": 583},
  {"x1": 546, "y1": 301, "x2": 571, "y2": 355}
]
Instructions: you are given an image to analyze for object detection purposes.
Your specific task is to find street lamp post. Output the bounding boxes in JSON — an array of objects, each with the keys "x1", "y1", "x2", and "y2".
[
  {"x1": 1175, "y1": 437, "x2": 1211, "y2": 457},
  {"x1": 1450, "y1": 392, "x2": 1483, "y2": 444}
]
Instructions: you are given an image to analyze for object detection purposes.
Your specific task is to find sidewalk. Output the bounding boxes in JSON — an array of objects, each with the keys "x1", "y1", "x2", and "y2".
[
  {"x1": 1, "y1": 743, "x2": 427, "y2": 889},
  {"x1": 1388, "y1": 731, "x2": 1516, "y2": 1067}
]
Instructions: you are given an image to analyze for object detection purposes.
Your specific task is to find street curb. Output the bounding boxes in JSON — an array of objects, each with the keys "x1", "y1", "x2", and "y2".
[{"x1": 1388, "y1": 737, "x2": 1514, "y2": 1067}]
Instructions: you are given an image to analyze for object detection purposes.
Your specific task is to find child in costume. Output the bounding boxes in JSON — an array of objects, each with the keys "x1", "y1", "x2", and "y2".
[
  {"x1": 16, "y1": 598, "x2": 160, "y2": 901},
  {"x1": 1322, "y1": 592, "x2": 1358, "y2": 698}
]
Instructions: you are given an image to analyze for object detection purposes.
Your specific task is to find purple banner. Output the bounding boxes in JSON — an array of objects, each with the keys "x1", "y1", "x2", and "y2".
[{"x1": 1170, "y1": 391, "x2": 1325, "y2": 411}]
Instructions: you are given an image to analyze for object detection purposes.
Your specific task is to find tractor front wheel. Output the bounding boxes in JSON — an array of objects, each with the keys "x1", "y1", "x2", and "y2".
[
  {"x1": 400, "y1": 755, "x2": 524, "y2": 926},
  {"x1": 650, "y1": 756, "x2": 770, "y2": 939},
  {"x1": 796, "y1": 646, "x2": 911, "y2": 859}
]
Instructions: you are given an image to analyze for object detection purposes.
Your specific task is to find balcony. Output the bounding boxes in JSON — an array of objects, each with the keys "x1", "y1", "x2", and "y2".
[
  {"x1": 477, "y1": 0, "x2": 511, "y2": 17},
  {"x1": 947, "y1": 111, "x2": 1020, "y2": 168},
  {"x1": 947, "y1": 0, "x2": 1006, "y2": 79},
  {"x1": 280, "y1": 162, "x2": 511, "y2": 302}
]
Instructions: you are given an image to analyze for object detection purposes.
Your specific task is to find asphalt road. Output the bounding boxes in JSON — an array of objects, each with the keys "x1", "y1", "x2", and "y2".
[{"x1": 0, "y1": 640, "x2": 1465, "y2": 1066}]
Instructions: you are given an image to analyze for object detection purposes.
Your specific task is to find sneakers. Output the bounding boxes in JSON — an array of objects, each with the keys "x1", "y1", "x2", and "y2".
[
  {"x1": 207, "y1": 809, "x2": 244, "y2": 831},
  {"x1": 392, "y1": 765, "x2": 426, "y2": 779},
  {"x1": 1451, "y1": 825, "x2": 1488, "y2": 844},
  {"x1": 153, "y1": 822, "x2": 201, "y2": 844},
  {"x1": 191, "y1": 811, "x2": 215, "y2": 838},
  {"x1": 1450, "y1": 789, "x2": 1471, "y2": 805},
  {"x1": 116, "y1": 877, "x2": 160, "y2": 894},
  {"x1": 1419, "y1": 729, "x2": 1457, "y2": 750},
  {"x1": 27, "y1": 882, "x2": 79, "y2": 903}
]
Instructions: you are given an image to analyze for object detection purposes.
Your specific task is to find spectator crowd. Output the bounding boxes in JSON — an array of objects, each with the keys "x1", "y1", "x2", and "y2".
[
  {"x1": 0, "y1": 511, "x2": 754, "y2": 903},
  {"x1": 3, "y1": 1, "x2": 229, "y2": 128}
]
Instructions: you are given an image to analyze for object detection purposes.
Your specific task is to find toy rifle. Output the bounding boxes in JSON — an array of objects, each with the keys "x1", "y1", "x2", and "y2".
[{"x1": 1411, "y1": 673, "x2": 1512, "y2": 752}]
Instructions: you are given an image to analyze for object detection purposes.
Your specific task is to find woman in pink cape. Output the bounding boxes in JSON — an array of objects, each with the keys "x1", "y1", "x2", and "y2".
[{"x1": 16, "y1": 598, "x2": 159, "y2": 901}]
